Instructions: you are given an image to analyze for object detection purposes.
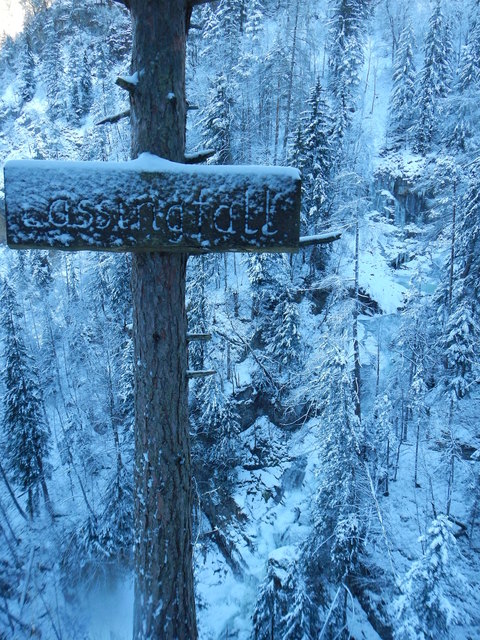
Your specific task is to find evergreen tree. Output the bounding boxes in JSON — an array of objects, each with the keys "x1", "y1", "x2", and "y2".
[
  {"x1": 301, "y1": 79, "x2": 333, "y2": 228},
  {"x1": 459, "y1": 10, "x2": 480, "y2": 92},
  {"x1": 328, "y1": 0, "x2": 370, "y2": 142},
  {"x1": 79, "y1": 50, "x2": 93, "y2": 117},
  {"x1": 203, "y1": 0, "x2": 245, "y2": 67},
  {"x1": 443, "y1": 293, "x2": 478, "y2": 401},
  {"x1": 415, "y1": 1, "x2": 453, "y2": 154},
  {"x1": 312, "y1": 341, "x2": 364, "y2": 590},
  {"x1": 394, "y1": 515, "x2": 465, "y2": 640},
  {"x1": 388, "y1": 20, "x2": 416, "y2": 148},
  {"x1": 245, "y1": 0, "x2": 265, "y2": 42},
  {"x1": 251, "y1": 551, "x2": 316, "y2": 640},
  {"x1": 0, "y1": 280, "x2": 50, "y2": 518},
  {"x1": 457, "y1": 165, "x2": 480, "y2": 305},
  {"x1": 202, "y1": 73, "x2": 233, "y2": 165},
  {"x1": 19, "y1": 31, "x2": 36, "y2": 104},
  {"x1": 31, "y1": 251, "x2": 53, "y2": 292},
  {"x1": 98, "y1": 465, "x2": 134, "y2": 563},
  {"x1": 43, "y1": 20, "x2": 65, "y2": 120},
  {"x1": 265, "y1": 290, "x2": 301, "y2": 372},
  {"x1": 194, "y1": 373, "x2": 241, "y2": 485}
]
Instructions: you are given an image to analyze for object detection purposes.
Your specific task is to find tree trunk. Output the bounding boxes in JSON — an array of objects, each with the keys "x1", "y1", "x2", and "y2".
[
  {"x1": 448, "y1": 178, "x2": 457, "y2": 315},
  {"x1": 129, "y1": 1, "x2": 197, "y2": 638},
  {"x1": 282, "y1": 0, "x2": 300, "y2": 158},
  {"x1": 353, "y1": 214, "x2": 362, "y2": 424},
  {"x1": 414, "y1": 419, "x2": 421, "y2": 488},
  {"x1": 384, "y1": 438, "x2": 390, "y2": 497}
]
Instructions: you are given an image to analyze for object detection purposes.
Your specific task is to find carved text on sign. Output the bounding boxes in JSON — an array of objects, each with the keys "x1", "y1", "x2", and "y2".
[{"x1": 4, "y1": 156, "x2": 301, "y2": 253}]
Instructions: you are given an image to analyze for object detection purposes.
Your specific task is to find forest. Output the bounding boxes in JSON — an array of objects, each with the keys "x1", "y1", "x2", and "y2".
[{"x1": 0, "y1": 0, "x2": 479, "y2": 638}]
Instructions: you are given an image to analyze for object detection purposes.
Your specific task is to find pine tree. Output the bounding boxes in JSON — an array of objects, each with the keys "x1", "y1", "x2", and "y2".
[
  {"x1": 394, "y1": 515, "x2": 465, "y2": 640},
  {"x1": 282, "y1": 567, "x2": 316, "y2": 640},
  {"x1": 457, "y1": 165, "x2": 480, "y2": 305},
  {"x1": 31, "y1": 251, "x2": 53, "y2": 292},
  {"x1": 312, "y1": 342, "x2": 364, "y2": 587},
  {"x1": 43, "y1": 20, "x2": 65, "y2": 120},
  {"x1": 245, "y1": 0, "x2": 265, "y2": 42},
  {"x1": 388, "y1": 20, "x2": 416, "y2": 148},
  {"x1": 459, "y1": 10, "x2": 480, "y2": 92},
  {"x1": 410, "y1": 364, "x2": 428, "y2": 488},
  {"x1": 328, "y1": 0, "x2": 370, "y2": 142},
  {"x1": 79, "y1": 51, "x2": 93, "y2": 117},
  {"x1": 415, "y1": 1, "x2": 453, "y2": 154},
  {"x1": 194, "y1": 373, "x2": 241, "y2": 486},
  {"x1": 19, "y1": 31, "x2": 36, "y2": 103},
  {"x1": 98, "y1": 465, "x2": 134, "y2": 563},
  {"x1": 265, "y1": 290, "x2": 301, "y2": 372},
  {"x1": 251, "y1": 551, "x2": 305, "y2": 640},
  {"x1": 202, "y1": 73, "x2": 233, "y2": 165},
  {"x1": 0, "y1": 280, "x2": 51, "y2": 518},
  {"x1": 301, "y1": 79, "x2": 333, "y2": 228},
  {"x1": 203, "y1": 0, "x2": 245, "y2": 67},
  {"x1": 443, "y1": 294, "x2": 478, "y2": 401}
]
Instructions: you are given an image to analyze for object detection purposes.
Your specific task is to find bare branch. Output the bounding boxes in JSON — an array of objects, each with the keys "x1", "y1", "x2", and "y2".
[
  {"x1": 95, "y1": 109, "x2": 131, "y2": 126},
  {"x1": 186, "y1": 333, "x2": 212, "y2": 342},
  {"x1": 187, "y1": 369, "x2": 216, "y2": 379},
  {"x1": 299, "y1": 230, "x2": 342, "y2": 246},
  {"x1": 184, "y1": 149, "x2": 215, "y2": 164}
]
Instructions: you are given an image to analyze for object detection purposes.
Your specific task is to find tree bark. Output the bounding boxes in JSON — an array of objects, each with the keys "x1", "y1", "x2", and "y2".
[
  {"x1": 128, "y1": 1, "x2": 197, "y2": 638},
  {"x1": 353, "y1": 214, "x2": 362, "y2": 423}
]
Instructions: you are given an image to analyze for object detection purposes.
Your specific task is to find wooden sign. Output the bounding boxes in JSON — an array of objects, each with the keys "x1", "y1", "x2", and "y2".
[{"x1": 4, "y1": 155, "x2": 301, "y2": 253}]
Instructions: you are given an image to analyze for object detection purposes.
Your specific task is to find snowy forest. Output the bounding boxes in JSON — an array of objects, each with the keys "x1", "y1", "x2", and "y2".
[{"x1": 0, "y1": 0, "x2": 480, "y2": 637}]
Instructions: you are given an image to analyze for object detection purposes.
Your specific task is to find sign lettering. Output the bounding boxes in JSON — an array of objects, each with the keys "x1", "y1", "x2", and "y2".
[{"x1": 4, "y1": 158, "x2": 301, "y2": 253}]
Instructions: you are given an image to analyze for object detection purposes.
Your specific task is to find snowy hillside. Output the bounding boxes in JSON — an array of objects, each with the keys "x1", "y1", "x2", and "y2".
[{"x1": 0, "y1": 1, "x2": 480, "y2": 639}]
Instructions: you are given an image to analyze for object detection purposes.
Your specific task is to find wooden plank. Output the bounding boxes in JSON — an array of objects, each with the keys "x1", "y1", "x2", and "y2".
[{"x1": 4, "y1": 156, "x2": 301, "y2": 253}]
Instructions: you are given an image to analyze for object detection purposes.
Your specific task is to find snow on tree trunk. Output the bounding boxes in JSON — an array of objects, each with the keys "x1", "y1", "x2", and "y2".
[{"x1": 128, "y1": 1, "x2": 197, "y2": 638}]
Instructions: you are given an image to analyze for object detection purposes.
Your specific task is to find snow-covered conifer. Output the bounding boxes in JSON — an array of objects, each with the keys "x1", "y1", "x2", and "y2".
[
  {"x1": 328, "y1": 0, "x2": 370, "y2": 140},
  {"x1": 265, "y1": 291, "x2": 301, "y2": 372},
  {"x1": 415, "y1": 1, "x2": 453, "y2": 154},
  {"x1": 19, "y1": 32, "x2": 36, "y2": 104},
  {"x1": 194, "y1": 373, "x2": 241, "y2": 483},
  {"x1": 302, "y1": 79, "x2": 333, "y2": 227},
  {"x1": 443, "y1": 295, "x2": 478, "y2": 401},
  {"x1": 0, "y1": 280, "x2": 51, "y2": 518},
  {"x1": 388, "y1": 21, "x2": 416, "y2": 148},
  {"x1": 312, "y1": 342, "x2": 364, "y2": 585},
  {"x1": 202, "y1": 73, "x2": 233, "y2": 165},
  {"x1": 394, "y1": 515, "x2": 465, "y2": 640}
]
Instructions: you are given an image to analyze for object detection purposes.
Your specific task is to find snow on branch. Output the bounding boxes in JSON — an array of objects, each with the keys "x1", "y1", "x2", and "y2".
[
  {"x1": 299, "y1": 231, "x2": 342, "y2": 246},
  {"x1": 184, "y1": 149, "x2": 215, "y2": 164},
  {"x1": 116, "y1": 73, "x2": 138, "y2": 93}
]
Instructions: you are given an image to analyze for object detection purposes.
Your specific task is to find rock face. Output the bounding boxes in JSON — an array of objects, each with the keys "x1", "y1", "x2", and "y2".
[{"x1": 373, "y1": 154, "x2": 430, "y2": 227}]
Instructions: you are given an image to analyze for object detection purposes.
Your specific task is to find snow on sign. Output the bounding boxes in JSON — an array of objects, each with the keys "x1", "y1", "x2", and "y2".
[{"x1": 3, "y1": 154, "x2": 301, "y2": 253}]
